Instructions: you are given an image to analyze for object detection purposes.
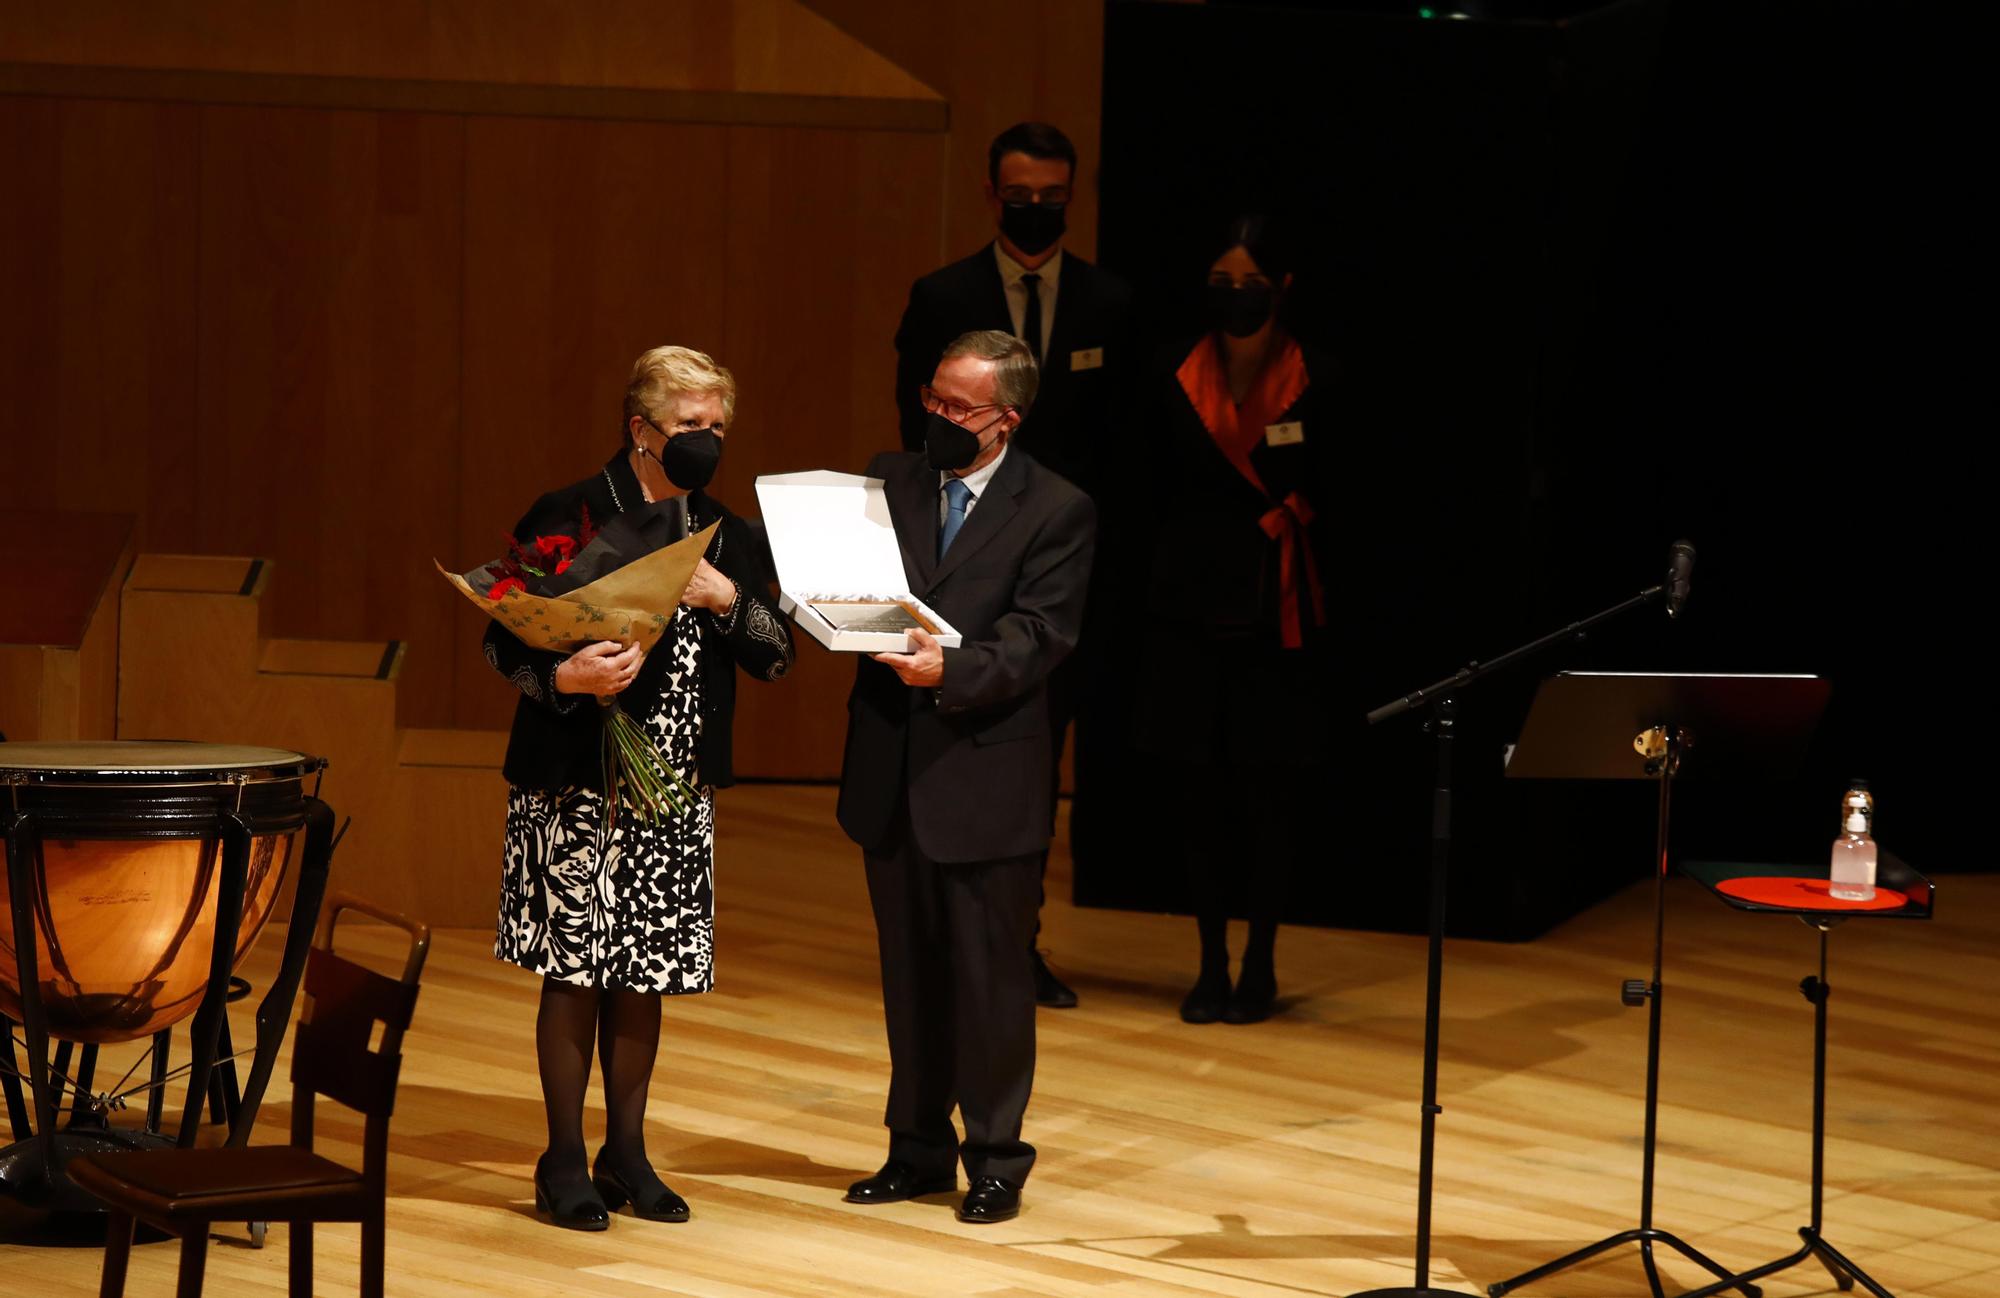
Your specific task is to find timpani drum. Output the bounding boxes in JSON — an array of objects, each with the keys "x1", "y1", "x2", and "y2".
[
  {"x1": 0, "y1": 743, "x2": 319, "y2": 1043},
  {"x1": 0, "y1": 741, "x2": 335, "y2": 1221}
]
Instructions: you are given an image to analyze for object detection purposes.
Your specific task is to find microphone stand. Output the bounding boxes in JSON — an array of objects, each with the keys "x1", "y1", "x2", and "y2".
[{"x1": 1350, "y1": 577, "x2": 1669, "y2": 1298}]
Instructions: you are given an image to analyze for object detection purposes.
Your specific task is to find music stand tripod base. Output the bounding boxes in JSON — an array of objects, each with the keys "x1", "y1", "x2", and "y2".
[{"x1": 1490, "y1": 672, "x2": 1826, "y2": 1298}]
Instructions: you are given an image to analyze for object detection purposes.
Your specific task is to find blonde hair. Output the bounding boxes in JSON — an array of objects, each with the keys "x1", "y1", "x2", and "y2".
[{"x1": 622, "y1": 345, "x2": 737, "y2": 440}]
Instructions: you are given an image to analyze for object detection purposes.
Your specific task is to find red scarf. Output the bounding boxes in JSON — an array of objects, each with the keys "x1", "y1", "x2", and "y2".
[{"x1": 1176, "y1": 335, "x2": 1325, "y2": 648}]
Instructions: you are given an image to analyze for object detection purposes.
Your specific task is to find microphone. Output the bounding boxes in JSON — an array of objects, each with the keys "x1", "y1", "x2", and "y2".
[{"x1": 1665, "y1": 539, "x2": 1695, "y2": 618}]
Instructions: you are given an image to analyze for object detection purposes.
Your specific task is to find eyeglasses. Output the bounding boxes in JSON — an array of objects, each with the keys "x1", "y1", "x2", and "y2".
[
  {"x1": 642, "y1": 414, "x2": 726, "y2": 437},
  {"x1": 920, "y1": 386, "x2": 1010, "y2": 425},
  {"x1": 997, "y1": 185, "x2": 1070, "y2": 206}
]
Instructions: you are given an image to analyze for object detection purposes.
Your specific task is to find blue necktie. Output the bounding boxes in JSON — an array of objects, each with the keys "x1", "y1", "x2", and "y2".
[{"x1": 939, "y1": 477, "x2": 973, "y2": 558}]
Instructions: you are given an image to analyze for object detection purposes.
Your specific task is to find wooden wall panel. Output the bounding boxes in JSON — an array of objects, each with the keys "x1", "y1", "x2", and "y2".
[
  {"x1": 0, "y1": 97, "x2": 65, "y2": 509},
  {"x1": 0, "y1": 0, "x2": 937, "y2": 102},
  {"x1": 452, "y1": 115, "x2": 735, "y2": 730},
  {"x1": 718, "y1": 125, "x2": 949, "y2": 777},
  {"x1": 801, "y1": 0, "x2": 1105, "y2": 259},
  {"x1": 0, "y1": 97, "x2": 200, "y2": 541},
  {"x1": 193, "y1": 105, "x2": 466, "y2": 729}
]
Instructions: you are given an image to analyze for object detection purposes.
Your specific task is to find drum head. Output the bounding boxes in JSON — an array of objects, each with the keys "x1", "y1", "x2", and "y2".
[
  {"x1": 0, "y1": 741, "x2": 314, "y2": 778},
  {"x1": 0, "y1": 741, "x2": 321, "y2": 837}
]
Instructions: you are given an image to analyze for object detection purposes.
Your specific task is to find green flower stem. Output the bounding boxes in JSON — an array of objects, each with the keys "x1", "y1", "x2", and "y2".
[{"x1": 599, "y1": 700, "x2": 697, "y2": 826}]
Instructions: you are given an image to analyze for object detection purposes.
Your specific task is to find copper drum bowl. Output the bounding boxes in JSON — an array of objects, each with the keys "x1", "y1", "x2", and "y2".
[{"x1": 0, "y1": 742, "x2": 322, "y2": 1045}]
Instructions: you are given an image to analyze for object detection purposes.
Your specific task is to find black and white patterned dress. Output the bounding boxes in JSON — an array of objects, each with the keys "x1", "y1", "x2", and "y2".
[{"x1": 495, "y1": 602, "x2": 716, "y2": 994}]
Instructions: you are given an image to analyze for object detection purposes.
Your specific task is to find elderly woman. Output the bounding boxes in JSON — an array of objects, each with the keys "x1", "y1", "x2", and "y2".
[{"x1": 483, "y1": 345, "x2": 793, "y2": 1230}]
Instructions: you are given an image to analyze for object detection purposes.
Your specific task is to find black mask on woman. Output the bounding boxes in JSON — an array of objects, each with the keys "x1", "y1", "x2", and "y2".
[
  {"x1": 1000, "y1": 201, "x2": 1066, "y2": 257},
  {"x1": 924, "y1": 410, "x2": 1005, "y2": 473},
  {"x1": 643, "y1": 426, "x2": 723, "y2": 490},
  {"x1": 1207, "y1": 282, "x2": 1277, "y2": 338}
]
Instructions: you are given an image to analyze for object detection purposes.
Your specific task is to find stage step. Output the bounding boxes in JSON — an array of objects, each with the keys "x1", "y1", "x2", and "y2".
[
  {"x1": 258, "y1": 637, "x2": 405, "y2": 680},
  {"x1": 0, "y1": 509, "x2": 136, "y2": 741},
  {"x1": 119, "y1": 553, "x2": 504, "y2": 923},
  {"x1": 399, "y1": 727, "x2": 508, "y2": 768},
  {"x1": 128, "y1": 554, "x2": 266, "y2": 597}
]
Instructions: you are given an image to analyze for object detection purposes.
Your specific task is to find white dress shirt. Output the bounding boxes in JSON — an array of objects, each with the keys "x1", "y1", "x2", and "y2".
[
  {"x1": 995, "y1": 244, "x2": 1060, "y2": 361},
  {"x1": 939, "y1": 443, "x2": 1009, "y2": 527}
]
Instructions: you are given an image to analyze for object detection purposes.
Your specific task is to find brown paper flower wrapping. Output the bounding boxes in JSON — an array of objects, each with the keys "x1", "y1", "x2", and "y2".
[{"x1": 436, "y1": 522, "x2": 717, "y2": 653}]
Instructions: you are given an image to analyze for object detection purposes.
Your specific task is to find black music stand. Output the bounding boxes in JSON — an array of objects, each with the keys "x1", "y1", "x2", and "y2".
[
  {"x1": 1357, "y1": 552, "x2": 1696, "y2": 1298},
  {"x1": 1490, "y1": 671, "x2": 1829, "y2": 1298},
  {"x1": 1669, "y1": 855, "x2": 1934, "y2": 1298}
]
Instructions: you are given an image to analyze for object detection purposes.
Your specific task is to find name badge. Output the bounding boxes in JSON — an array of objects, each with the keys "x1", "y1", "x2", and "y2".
[
  {"x1": 1264, "y1": 421, "x2": 1305, "y2": 447},
  {"x1": 1070, "y1": 347, "x2": 1104, "y2": 372}
]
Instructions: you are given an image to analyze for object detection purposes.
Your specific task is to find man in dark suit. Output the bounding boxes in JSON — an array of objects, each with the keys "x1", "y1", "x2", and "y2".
[
  {"x1": 840, "y1": 330, "x2": 1095, "y2": 1225},
  {"x1": 893, "y1": 121, "x2": 1133, "y2": 1008}
]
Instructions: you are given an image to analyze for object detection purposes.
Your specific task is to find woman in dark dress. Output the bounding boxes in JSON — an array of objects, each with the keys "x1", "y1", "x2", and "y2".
[
  {"x1": 483, "y1": 345, "x2": 793, "y2": 1229},
  {"x1": 1135, "y1": 217, "x2": 1343, "y2": 1026}
]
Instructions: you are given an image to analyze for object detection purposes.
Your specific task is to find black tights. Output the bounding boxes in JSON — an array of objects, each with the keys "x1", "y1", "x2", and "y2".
[
  {"x1": 1185, "y1": 764, "x2": 1311, "y2": 984},
  {"x1": 536, "y1": 977, "x2": 665, "y2": 1187}
]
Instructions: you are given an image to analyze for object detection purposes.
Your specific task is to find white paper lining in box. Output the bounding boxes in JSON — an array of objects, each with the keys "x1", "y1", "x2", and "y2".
[{"x1": 755, "y1": 471, "x2": 963, "y2": 653}]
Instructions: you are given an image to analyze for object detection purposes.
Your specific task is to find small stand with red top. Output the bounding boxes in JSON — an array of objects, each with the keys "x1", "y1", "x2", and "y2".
[{"x1": 1669, "y1": 855, "x2": 1935, "y2": 1298}]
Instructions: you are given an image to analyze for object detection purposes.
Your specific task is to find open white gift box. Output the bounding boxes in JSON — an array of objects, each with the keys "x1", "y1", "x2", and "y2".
[{"x1": 754, "y1": 470, "x2": 963, "y2": 653}]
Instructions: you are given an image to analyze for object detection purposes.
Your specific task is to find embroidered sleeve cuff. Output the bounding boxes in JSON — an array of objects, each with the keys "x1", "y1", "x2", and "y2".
[
  {"x1": 544, "y1": 659, "x2": 581, "y2": 714},
  {"x1": 709, "y1": 581, "x2": 744, "y2": 634}
]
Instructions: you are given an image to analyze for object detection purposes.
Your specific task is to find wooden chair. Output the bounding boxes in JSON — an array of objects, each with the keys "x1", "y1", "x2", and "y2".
[{"x1": 70, "y1": 892, "x2": 431, "y2": 1298}]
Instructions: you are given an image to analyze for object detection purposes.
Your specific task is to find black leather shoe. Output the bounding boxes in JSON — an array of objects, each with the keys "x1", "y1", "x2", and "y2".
[
  {"x1": 1179, "y1": 968, "x2": 1230, "y2": 1024},
  {"x1": 956, "y1": 1175, "x2": 1021, "y2": 1224},
  {"x1": 844, "y1": 1160, "x2": 957, "y2": 1204},
  {"x1": 1032, "y1": 949, "x2": 1079, "y2": 1008},
  {"x1": 593, "y1": 1147, "x2": 690, "y2": 1222},
  {"x1": 534, "y1": 1154, "x2": 609, "y2": 1231},
  {"x1": 1224, "y1": 970, "x2": 1278, "y2": 1025}
]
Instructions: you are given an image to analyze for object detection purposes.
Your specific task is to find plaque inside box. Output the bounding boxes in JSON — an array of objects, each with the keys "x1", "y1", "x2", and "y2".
[{"x1": 808, "y1": 598, "x2": 940, "y2": 636}]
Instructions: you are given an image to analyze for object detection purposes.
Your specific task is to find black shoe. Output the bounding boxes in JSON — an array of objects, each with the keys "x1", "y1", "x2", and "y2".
[
  {"x1": 1179, "y1": 968, "x2": 1230, "y2": 1024},
  {"x1": 534, "y1": 1153, "x2": 609, "y2": 1231},
  {"x1": 956, "y1": 1175, "x2": 1021, "y2": 1224},
  {"x1": 1224, "y1": 969, "x2": 1278, "y2": 1025},
  {"x1": 592, "y1": 1147, "x2": 690, "y2": 1222},
  {"x1": 844, "y1": 1160, "x2": 957, "y2": 1204},
  {"x1": 1032, "y1": 950, "x2": 1078, "y2": 1008}
]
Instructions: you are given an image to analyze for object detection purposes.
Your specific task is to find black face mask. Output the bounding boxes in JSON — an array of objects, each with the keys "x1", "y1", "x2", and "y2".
[
  {"x1": 642, "y1": 423, "x2": 723, "y2": 490},
  {"x1": 1000, "y1": 201, "x2": 1066, "y2": 256},
  {"x1": 923, "y1": 410, "x2": 1006, "y2": 473},
  {"x1": 1207, "y1": 282, "x2": 1277, "y2": 338}
]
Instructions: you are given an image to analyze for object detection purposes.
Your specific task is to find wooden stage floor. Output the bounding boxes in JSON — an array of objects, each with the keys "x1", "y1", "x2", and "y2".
[{"x1": 10, "y1": 785, "x2": 1997, "y2": 1297}]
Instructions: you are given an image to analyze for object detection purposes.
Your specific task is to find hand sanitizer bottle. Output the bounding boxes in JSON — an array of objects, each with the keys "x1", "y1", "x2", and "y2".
[{"x1": 1828, "y1": 780, "x2": 1876, "y2": 902}]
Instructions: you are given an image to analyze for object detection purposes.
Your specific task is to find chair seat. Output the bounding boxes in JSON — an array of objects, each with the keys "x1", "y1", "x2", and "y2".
[{"x1": 71, "y1": 1147, "x2": 368, "y2": 1222}]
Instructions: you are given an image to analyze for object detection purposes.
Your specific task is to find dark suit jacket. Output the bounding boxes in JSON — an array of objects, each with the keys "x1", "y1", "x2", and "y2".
[
  {"x1": 893, "y1": 244, "x2": 1135, "y2": 498},
  {"x1": 483, "y1": 451, "x2": 794, "y2": 792},
  {"x1": 837, "y1": 448, "x2": 1096, "y2": 863}
]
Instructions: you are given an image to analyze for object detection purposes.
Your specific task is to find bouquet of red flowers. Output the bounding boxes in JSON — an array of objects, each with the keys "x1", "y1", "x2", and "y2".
[{"x1": 439, "y1": 503, "x2": 718, "y2": 826}]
